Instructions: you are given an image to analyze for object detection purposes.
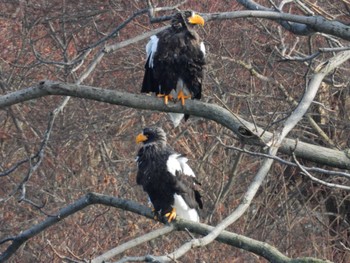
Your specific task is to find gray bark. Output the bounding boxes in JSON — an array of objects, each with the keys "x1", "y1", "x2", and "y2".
[{"x1": 0, "y1": 80, "x2": 349, "y2": 170}]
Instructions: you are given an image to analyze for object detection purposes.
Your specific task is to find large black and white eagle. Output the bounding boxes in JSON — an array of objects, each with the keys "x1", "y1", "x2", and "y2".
[
  {"x1": 135, "y1": 127, "x2": 203, "y2": 222},
  {"x1": 141, "y1": 11, "x2": 206, "y2": 127}
]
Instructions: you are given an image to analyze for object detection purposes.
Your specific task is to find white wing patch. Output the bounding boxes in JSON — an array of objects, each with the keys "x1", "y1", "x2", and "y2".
[
  {"x1": 166, "y1": 154, "x2": 200, "y2": 222},
  {"x1": 166, "y1": 154, "x2": 183, "y2": 176},
  {"x1": 145, "y1": 35, "x2": 159, "y2": 68},
  {"x1": 166, "y1": 154, "x2": 195, "y2": 177},
  {"x1": 178, "y1": 156, "x2": 195, "y2": 177},
  {"x1": 200, "y1": 41, "x2": 206, "y2": 56}
]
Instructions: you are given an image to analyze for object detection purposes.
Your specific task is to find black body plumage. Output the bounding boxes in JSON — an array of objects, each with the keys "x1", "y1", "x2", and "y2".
[
  {"x1": 136, "y1": 127, "x2": 202, "y2": 222},
  {"x1": 141, "y1": 11, "x2": 206, "y2": 124}
]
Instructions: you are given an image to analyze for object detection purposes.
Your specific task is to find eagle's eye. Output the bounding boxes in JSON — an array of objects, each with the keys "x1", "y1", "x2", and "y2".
[{"x1": 184, "y1": 11, "x2": 192, "y2": 18}]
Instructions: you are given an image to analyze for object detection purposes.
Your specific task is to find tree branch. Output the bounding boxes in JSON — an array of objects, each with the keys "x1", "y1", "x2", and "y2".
[
  {"x1": 217, "y1": 137, "x2": 350, "y2": 180},
  {"x1": 0, "y1": 80, "x2": 349, "y2": 170},
  {"x1": 293, "y1": 153, "x2": 350, "y2": 191},
  {"x1": 234, "y1": 0, "x2": 350, "y2": 39},
  {"x1": 173, "y1": 218, "x2": 332, "y2": 263},
  {"x1": 92, "y1": 226, "x2": 175, "y2": 263},
  {"x1": 0, "y1": 193, "x2": 152, "y2": 262},
  {"x1": 268, "y1": 50, "x2": 350, "y2": 148},
  {"x1": 0, "y1": 193, "x2": 331, "y2": 263},
  {"x1": 204, "y1": 9, "x2": 350, "y2": 40}
]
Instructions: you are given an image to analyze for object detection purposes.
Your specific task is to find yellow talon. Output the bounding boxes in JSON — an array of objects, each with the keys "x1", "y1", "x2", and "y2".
[
  {"x1": 177, "y1": 90, "x2": 191, "y2": 106},
  {"x1": 165, "y1": 207, "x2": 177, "y2": 222},
  {"x1": 157, "y1": 94, "x2": 173, "y2": 105}
]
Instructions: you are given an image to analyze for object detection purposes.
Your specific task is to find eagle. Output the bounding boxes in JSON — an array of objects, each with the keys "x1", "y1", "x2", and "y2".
[
  {"x1": 141, "y1": 11, "x2": 206, "y2": 127},
  {"x1": 135, "y1": 127, "x2": 203, "y2": 222}
]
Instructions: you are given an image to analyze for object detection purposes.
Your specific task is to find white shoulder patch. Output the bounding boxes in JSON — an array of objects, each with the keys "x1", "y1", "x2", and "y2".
[
  {"x1": 166, "y1": 154, "x2": 196, "y2": 178},
  {"x1": 178, "y1": 156, "x2": 196, "y2": 177},
  {"x1": 145, "y1": 35, "x2": 159, "y2": 68},
  {"x1": 166, "y1": 154, "x2": 182, "y2": 176},
  {"x1": 200, "y1": 41, "x2": 206, "y2": 56}
]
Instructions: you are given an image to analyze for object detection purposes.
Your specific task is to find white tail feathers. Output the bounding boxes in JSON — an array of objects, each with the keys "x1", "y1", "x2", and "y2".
[
  {"x1": 168, "y1": 113, "x2": 184, "y2": 127},
  {"x1": 174, "y1": 194, "x2": 200, "y2": 222},
  {"x1": 167, "y1": 78, "x2": 191, "y2": 127}
]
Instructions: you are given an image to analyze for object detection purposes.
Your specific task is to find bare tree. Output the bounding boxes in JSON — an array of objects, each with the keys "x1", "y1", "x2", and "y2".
[{"x1": 1, "y1": 0, "x2": 350, "y2": 262}]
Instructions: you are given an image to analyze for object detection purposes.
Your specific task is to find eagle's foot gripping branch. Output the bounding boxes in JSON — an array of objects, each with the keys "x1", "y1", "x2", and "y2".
[
  {"x1": 157, "y1": 94, "x2": 173, "y2": 105},
  {"x1": 177, "y1": 90, "x2": 191, "y2": 106},
  {"x1": 165, "y1": 207, "x2": 177, "y2": 223}
]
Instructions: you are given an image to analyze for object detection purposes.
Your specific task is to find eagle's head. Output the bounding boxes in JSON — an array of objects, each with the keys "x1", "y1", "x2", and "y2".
[
  {"x1": 135, "y1": 127, "x2": 167, "y2": 146},
  {"x1": 172, "y1": 11, "x2": 205, "y2": 28}
]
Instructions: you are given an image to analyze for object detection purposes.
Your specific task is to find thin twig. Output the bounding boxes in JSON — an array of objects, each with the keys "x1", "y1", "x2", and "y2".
[
  {"x1": 293, "y1": 153, "x2": 350, "y2": 191},
  {"x1": 217, "y1": 137, "x2": 350, "y2": 179},
  {"x1": 83, "y1": 8, "x2": 149, "y2": 51},
  {"x1": 92, "y1": 226, "x2": 175, "y2": 263}
]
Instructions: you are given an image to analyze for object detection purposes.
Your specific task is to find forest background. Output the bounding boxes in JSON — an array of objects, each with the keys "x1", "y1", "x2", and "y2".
[{"x1": 1, "y1": 0, "x2": 350, "y2": 262}]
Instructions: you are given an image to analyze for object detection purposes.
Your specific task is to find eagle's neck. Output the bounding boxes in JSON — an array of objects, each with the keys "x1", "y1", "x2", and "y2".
[{"x1": 142, "y1": 141, "x2": 167, "y2": 153}]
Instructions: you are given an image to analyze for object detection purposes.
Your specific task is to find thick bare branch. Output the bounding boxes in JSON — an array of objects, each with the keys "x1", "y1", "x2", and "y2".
[
  {"x1": 204, "y1": 10, "x2": 350, "y2": 40},
  {"x1": 0, "y1": 192, "x2": 331, "y2": 263},
  {"x1": 173, "y1": 218, "x2": 332, "y2": 263},
  {"x1": 0, "y1": 81, "x2": 349, "y2": 170},
  {"x1": 0, "y1": 193, "x2": 151, "y2": 262},
  {"x1": 235, "y1": 0, "x2": 350, "y2": 39}
]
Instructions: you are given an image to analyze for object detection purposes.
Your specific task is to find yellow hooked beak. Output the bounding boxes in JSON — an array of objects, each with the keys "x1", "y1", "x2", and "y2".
[
  {"x1": 188, "y1": 13, "x2": 205, "y2": 26},
  {"x1": 136, "y1": 133, "x2": 148, "y2": 144}
]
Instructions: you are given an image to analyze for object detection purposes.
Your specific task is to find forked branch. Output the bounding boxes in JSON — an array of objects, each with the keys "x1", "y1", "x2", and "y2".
[
  {"x1": 0, "y1": 81, "x2": 349, "y2": 170},
  {"x1": 0, "y1": 193, "x2": 332, "y2": 263}
]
